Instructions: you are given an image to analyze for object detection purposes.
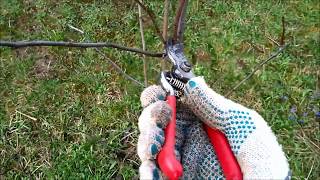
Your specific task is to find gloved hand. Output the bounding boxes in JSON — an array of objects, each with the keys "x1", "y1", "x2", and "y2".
[{"x1": 137, "y1": 77, "x2": 291, "y2": 179}]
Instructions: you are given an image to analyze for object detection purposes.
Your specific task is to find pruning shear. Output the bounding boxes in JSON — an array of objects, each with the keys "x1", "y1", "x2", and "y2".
[{"x1": 157, "y1": 1, "x2": 242, "y2": 179}]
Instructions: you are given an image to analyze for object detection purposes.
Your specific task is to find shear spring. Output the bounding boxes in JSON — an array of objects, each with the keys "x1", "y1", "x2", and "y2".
[{"x1": 166, "y1": 77, "x2": 185, "y2": 90}]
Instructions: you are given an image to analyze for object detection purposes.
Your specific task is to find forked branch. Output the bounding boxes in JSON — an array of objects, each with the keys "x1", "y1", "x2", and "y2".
[
  {"x1": 225, "y1": 44, "x2": 289, "y2": 97},
  {"x1": 225, "y1": 17, "x2": 288, "y2": 97}
]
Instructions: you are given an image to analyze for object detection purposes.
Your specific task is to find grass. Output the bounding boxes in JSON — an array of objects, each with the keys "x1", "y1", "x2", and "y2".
[{"x1": 0, "y1": 0, "x2": 319, "y2": 179}]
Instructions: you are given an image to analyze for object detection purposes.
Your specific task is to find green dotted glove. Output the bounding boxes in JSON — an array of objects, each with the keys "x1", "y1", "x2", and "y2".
[{"x1": 137, "y1": 77, "x2": 291, "y2": 179}]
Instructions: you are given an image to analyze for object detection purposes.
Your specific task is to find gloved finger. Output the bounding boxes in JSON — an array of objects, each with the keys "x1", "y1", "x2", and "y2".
[
  {"x1": 139, "y1": 100, "x2": 172, "y2": 131},
  {"x1": 183, "y1": 77, "x2": 232, "y2": 129},
  {"x1": 138, "y1": 101, "x2": 172, "y2": 179},
  {"x1": 137, "y1": 126, "x2": 165, "y2": 161},
  {"x1": 140, "y1": 85, "x2": 166, "y2": 108},
  {"x1": 139, "y1": 160, "x2": 163, "y2": 180},
  {"x1": 138, "y1": 101, "x2": 172, "y2": 160}
]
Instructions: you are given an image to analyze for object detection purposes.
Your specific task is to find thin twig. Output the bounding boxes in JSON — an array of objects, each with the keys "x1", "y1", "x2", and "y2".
[
  {"x1": 134, "y1": 0, "x2": 165, "y2": 43},
  {"x1": 298, "y1": 126, "x2": 320, "y2": 151},
  {"x1": 316, "y1": 70, "x2": 320, "y2": 94},
  {"x1": 161, "y1": 0, "x2": 169, "y2": 70},
  {"x1": 162, "y1": 0, "x2": 169, "y2": 42},
  {"x1": 15, "y1": 110, "x2": 37, "y2": 121},
  {"x1": 225, "y1": 44, "x2": 289, "y2": 97},
  {"x1": 226, "y1": 17, "x2": 288, "y2": 97},
  {"x1": 306, "y1": 158, "x2": 315, "y2": 180},
  {"x1": 138, "y1": 1, "x2": 148, "y2": 86},
  {"x1": 67, "y1": 25, "x2": 145, "y2": 87},
  {"x1": 248, "y1": 41, "x2": 265, "y2": 53},
  {"x1": 95, "y1": 49, "x2": 145, "y2": 87},
  {"x1": 0, "y1": 41, "x2": 164, "y2": 57},
  {"x1": 280, "y1": 17, "x2": 285, "y2": 46},
  {"x1": 266, "y1": 35, "x2": 280, "y2": 47},
  {"x1": 67, "y1": 24, "x2": 84, "y2": 34}
]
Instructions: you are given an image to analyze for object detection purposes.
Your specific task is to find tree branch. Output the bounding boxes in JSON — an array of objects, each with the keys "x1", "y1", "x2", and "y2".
[
  {"x1": 225, "y1": 44, "x2": 289, "y2": 97},
  {"x1": 95, "y1": 48, "x2": 145, "y2": 87},
  {"x1": 66, "y1": 24, "x2": 145, "y2": 87},
  {"x1": 225, "y1": 17, "x2": 288, "y2": 97},
  {"x1": 0, "y1": 40, "x2": 164, "y2": 57},
  {"x1": 133, "y1": 0, "x2": 165, "y2": 43},
  {"x1": 161, "y1": 0, "x2": 169, "y2": 70},
  {"x1": 162, "y1": 0, "x2": 169, "y2": 42},
  {"x1": 138, "y1": 1, "x2": 148, "y2": 86},
  {"x1": 280, "y1": 16, "x2": 285, "y2": 46},
  {"x1": 173, "y1": 0, "x2": 187, "y2": 42}
]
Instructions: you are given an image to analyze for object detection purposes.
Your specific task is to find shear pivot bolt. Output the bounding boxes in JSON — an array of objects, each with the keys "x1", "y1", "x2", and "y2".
[{"x1": 180, "y1": 61, "x2": 191, "y2": 72}]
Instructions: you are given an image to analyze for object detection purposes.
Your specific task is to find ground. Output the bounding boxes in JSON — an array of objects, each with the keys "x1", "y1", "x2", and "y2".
[{"x1": 0, "y1": 0, "x2": 319, "y2": 179}]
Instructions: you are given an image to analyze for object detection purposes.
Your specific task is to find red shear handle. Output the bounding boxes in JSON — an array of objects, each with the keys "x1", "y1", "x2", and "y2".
[
  {"x1": 157, "y1": 95, "x2": 183, "y2": 180},
  {"x1": 204, "y1": 125, "x2": 243, "y2": 180}
]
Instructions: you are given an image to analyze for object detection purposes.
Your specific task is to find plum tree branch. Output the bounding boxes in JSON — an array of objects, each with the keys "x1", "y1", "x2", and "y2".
[
  {"x1": 225, "y1": 44, "x2": 289, "y2": 97},
  {"x1": 0, "y1": 40, "x2": 164, "y2": 57},
  {"x1": 66, "y1": 24, "x2": 145, "y2": 87},
  {"x1": 138, "y1": 1, "x2": 148, "y2": 86},
  {"x1": 133, "y1": 0, "x2": 165, "y2": 43},
  {"x1": 225, "y1": 17, "x2": 288, "y2": 97}
]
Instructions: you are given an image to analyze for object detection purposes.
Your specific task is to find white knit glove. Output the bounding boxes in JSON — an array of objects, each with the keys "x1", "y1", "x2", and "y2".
[
  {"x1": 138, "y1": 85, "x2": 224, "y2": 179},
  {"x1": 137, "y1": 77, "x2": 291, "y2": 179}
]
